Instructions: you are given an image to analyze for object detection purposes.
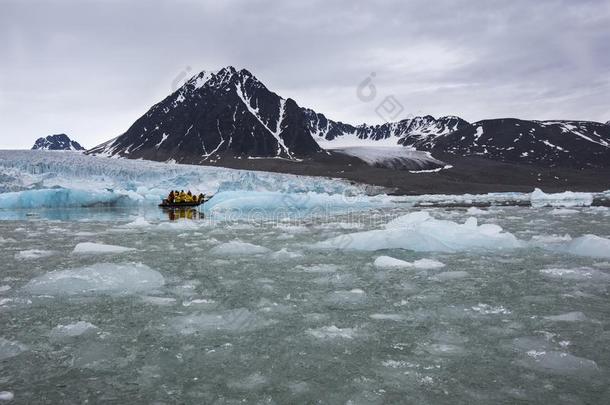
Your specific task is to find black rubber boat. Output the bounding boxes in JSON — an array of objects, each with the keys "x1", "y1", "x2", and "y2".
[{"x1": 158, "y1": 195, "x2": 213, "y2": 208}]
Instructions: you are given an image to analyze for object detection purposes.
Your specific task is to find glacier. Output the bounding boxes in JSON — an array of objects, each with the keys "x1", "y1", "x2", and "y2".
[{"x1": 1, "y1": 151, "x2": 609, "y2": 214}]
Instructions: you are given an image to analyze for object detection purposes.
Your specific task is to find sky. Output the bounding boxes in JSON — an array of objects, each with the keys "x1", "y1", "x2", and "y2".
[{"x1": 1, "y1": 0, "x2": 609, "y2": 149}]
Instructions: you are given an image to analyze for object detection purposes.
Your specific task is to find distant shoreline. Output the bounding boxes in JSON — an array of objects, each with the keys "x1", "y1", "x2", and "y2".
[{"x1": 184, "y1": 151, "x2": 610, "y2": 196}]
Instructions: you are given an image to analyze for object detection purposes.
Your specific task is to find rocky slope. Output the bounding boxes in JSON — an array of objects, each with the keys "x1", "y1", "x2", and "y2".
[
  {"x1": 32, "y1": 134, "x2": 84, "y2": 151},
  {"x1": 413, "y1": 119, "x2": 610, "y2": 168}
]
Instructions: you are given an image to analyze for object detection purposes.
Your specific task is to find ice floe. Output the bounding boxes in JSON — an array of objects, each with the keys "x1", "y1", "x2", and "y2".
[
  {"x1": 373, "y1": 256, "x2": 412, "y2": 268},
  {"x1": 316, "y1": 211, "x2": 523, "y2": 252},
  {"x1": 540, "y1": 267, "x2": 610, "y2": 281},
  {"x1": 0, "y1": 338, "x2": 27, "y2": 360},
  {"x1": 73, "y1": 242, "x2": 136, "y2": 255},
  {"x1": 23, "y1": 262, "x2": 165, "y2": 295},
  {"x1": 14, "y1": 249, "x2": 56, "y2": 260},
  {"x1": 306, "y1": 325, "x2": 356, "y2": 339},
  {"x1": 369, "y1": 313, "x2": 405, "y2": 321},
  {"x1": 531, "y1": 188, "x2": 593, "y2": 207},
  {"x1": 209, "y1": 240, "x2": 270, "y2": 256},
  {"x1": 169, "y1": 308, "x2": 273, "y2": 334},
  {"x1": 50, "y1": 321, "x2": 99, "y2": 341},
  {"x1": 543, "y1": 311, "x2": 587, "y2": 322}
]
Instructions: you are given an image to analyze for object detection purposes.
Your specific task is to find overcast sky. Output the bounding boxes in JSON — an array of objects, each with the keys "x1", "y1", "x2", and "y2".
[{"x1": 1, "y1": 0, "x2": 609, "y2": 149}]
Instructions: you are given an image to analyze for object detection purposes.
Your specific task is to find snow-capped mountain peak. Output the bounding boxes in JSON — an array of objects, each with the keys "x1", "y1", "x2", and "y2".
[
  {"x1": 88, "y1": 66, "x2": 320, "y2": 163},
  {"x1": 32, "y1": 134, "x2": 85, "y2": 151}
]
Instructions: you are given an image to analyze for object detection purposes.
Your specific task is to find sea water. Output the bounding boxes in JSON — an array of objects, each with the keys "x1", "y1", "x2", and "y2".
[{"x1": 1, "y1": 204, "x2": 609, "y2": 403}]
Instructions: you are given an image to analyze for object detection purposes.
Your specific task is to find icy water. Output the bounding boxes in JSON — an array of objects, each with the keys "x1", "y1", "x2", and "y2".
[{"x1": 1, "y1": 205, "x2": 609, "y2": 404}]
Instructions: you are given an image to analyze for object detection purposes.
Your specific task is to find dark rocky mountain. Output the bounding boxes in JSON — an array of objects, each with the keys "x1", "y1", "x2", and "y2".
[
  {"x1": 303, "y1": 110, "x2": 469, "y2": 146},
  {"x1": 413, "y1": 119, "x2": 610, "y2": 168},
  {"x1": 32, "y1": 134, "x2": 84, "y2": 151},
  {"x1": 87, "y1": 66, "x2": 610, "y2": 170},
  {"x1": 88, "y1": 67, "x2": 321, "y2": 163}
]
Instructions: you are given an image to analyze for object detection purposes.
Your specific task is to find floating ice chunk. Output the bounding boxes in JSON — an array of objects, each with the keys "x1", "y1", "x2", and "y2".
[
  {"x1": 373, "y1": 255, "x2": 444, "y2": 269},
  {"x1": 315, "y1": 212, "x2": 523, "y2": 252},
  {"x1": 0, "y1": 391, "x2": 14, "y2": 401},
  {"x1": 306, "y1": 325, "x2": 356, "y2": 339},
  {"x1": 373, "y1": 256, "x2": 412, "y2": 268},
  {"x1": 550, "y1": 208, "x2": 578, "y2": 215},
  {"x1": 209, "y1": 240, "x2": 270, "y2": 256},
  {"x1": 520, "y1": 351, "x2": 599, "y2": 376},
  {"x1": 327, "y1": 289, "x2": 366, "y2": 306},
  {"x1": 141, "y1": 296, "x2": 177, "y2": 306},
  {"x1": 531, "y1": 188, "x2": 593, "y2": 207},
  {"x1": 0, "y1": 285, "x2": 11, "y2": 293},
  {"x1": 466, "y1": 207, "x2": 490, "y2": 215},
  {"x1": 544, "y1": 312, "x2": 587, "y2": 322},
  {"x1": 50, "y1": 321, "x2": 99, "y2": 341},
  {"x1": 182, "y1": 298, "x2": 216, "y2": 307},
  {"x1": 0, "y1": 338, "x2": 27, "y2": 360},
  {"x1": 431, "y1": 271, "x2": 469, "y2": 281},
  {"x1": 295, "y1": 264, "x2": 339, "y2": 273},
  {"x1": 560, "y1": 235, "x2": 610, "y2": 259},
  {"x1": 469, "y1": 303, "x2": 511, "y2": 315},
  {"x1": 369, "y1": 313, "x2": 405, "y2": 321},
  {"x1": 169, "y1": 308, "x2": 273, "y2": 334},
  {"x1": 73, "y1": 242, "x2": 136, "y2": 255},
  {"x1": 14, "y1": 249, "x2": 56, "y2": 260},
  {"x1": 540, "y1": 267, "x2": 609, "y2": 281},
  {"x1": 270, "y1": 248, "x2": 302, "y2": 260},
  {"x1": 412, "y1": 259, "x2": 445, "y2": 269},
  {"x1": 530, "y1": 234, "x2": 572, "y2": 244},
  {"x1": 23, "y1": 262, "x2": 165, "y2": 296}
]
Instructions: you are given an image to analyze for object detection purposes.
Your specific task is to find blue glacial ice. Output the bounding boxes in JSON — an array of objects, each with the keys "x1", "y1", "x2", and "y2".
[
  {"x1": 0, "y1": 150, "x2": 370, "y2": 211},
  {"x1": 315, "y1": 211, "x2": 525, "y2": 252}
]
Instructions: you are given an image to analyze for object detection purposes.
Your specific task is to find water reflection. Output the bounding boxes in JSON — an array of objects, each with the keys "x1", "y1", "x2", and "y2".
[{"x1": 163, "y1": 207, "x2": 203, "y2": 221}]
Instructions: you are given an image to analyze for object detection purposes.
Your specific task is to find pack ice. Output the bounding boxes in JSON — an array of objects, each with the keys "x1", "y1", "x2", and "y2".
[
  {"x1": 23, "y1": 262, "x2": 164, "y2": 296},
  {"x1": 315, "y1": 211, "x2": 524, "y2": 252}
]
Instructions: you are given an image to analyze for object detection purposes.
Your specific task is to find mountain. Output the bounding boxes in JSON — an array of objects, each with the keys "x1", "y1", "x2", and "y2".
[
  {"x1": 88, "y1": 67, "x2": 321, "y2": 163},
  {"x1": 303, "y1": 111, "x2": 469, "y2": 147},
  {"x1": 32, "y1": 134, "x2": 85, "y2": 151},
  {"x1": 413, "y1": 119, "x2": 610, "y2": 168},
  {"x1": 87, "y1": 65, "x2": 610, "y2": 170}
]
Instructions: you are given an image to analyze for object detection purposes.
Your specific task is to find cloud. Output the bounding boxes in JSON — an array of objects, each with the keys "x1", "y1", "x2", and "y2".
[{"x1": 1, "y1": 0, "x2": 609, "y2": 148}]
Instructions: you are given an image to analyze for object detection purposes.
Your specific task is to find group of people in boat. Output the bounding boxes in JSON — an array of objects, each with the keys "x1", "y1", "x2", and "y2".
[{"x1": 165, "y1": 190, "x2": 206, "y2": 205}]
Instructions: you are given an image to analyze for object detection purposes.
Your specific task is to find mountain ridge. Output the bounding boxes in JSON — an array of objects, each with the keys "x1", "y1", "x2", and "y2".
[
  {"x1": 32, "y1": 134, "x2": 85, "y2": 151},
  {"x1": 88, "y1": 66, "x2": 610, "y2": 169}
]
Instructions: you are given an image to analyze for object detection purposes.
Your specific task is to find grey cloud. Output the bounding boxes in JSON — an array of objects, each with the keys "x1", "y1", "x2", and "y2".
[{"x1": 1, "y1": 0, "x2": 609, "y2": 148}]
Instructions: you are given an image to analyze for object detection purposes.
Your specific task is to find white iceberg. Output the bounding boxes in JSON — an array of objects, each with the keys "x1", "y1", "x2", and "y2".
[
  {"x1": 15, "y1": 249, "x2": 56, "y2": 260},
  {"x1": 560, "y1": 235, "x2": 610, "y2": 259},
  {"x1": 50, "y1": 321, "x2": 99, "y2": 341},
  {"x1": 209, "y1": 240, "x2": 270, "y2": 256},
  {"x1": 306, "y1": 325, "x2": 356, "y2": 339},
  {"x1": 531, "y1": 188, "x2": 593, "y2": 207},
  {"x1": 73, "y1": 242, "x2": 136, "y2": 255},
  {"x1": 315, "y1": 211, "x2": 524, "y2": 252},
  {"x1": 23, "y1": 262, "x2": 165, "y2": 296}
]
